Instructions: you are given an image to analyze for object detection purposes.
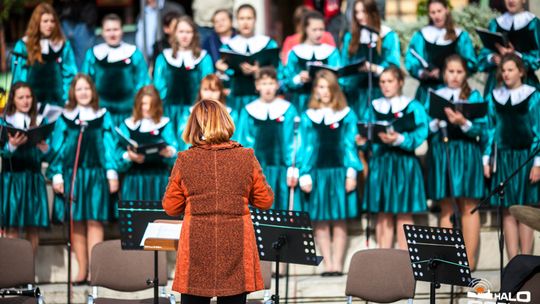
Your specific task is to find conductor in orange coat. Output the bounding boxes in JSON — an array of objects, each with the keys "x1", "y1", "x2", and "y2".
[{"x1": 162, "y1": 98, "x2": 274, "y2": 304}]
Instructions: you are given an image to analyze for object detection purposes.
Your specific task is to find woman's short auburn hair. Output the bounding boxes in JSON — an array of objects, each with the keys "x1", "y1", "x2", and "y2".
[{"x1": 182, "y1": 99, "x2": 235, "y2": 146}]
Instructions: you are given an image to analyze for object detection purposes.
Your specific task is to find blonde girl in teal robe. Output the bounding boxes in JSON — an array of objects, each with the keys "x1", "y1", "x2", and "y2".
[
  {"x1": 153, "y1": 16, "x2": 214, "y2": 134},
  {"x1": 298, "y1": 70, "x2": 363, "y2": 275},
  {"x1": 285, "y1": 11, "x2": 341, "y2": 112},
  {"x1": 176, "y1": 74, "x2": 237, "y2": 151},
  {"x1": 483, "y1": 54, "x2": 540, "y2": 261},
  {"x1": 82, "y1": 14, "x2": 150, "y2": 127},
  {"x1": 425, "y1": 55, "x2": 486, "y2": 270},
  {"x1": 340, "y1": 0, "x2": 401, "y2": 118},
  {"x1": 404, "y1": 0, "x2": 477, "y2": 105},
  {"x1": 237, "y1": 67, "x2": 301, "y2": 211},
  {"x1": 215, "y1": 4, "x2": 279, "y2": 112},
  {"x1": 1, "y1": 82, "x2": 54, "y2": 253},
  {"x1": 47, "y1": 74, "x2": 119, "y2": 283},
  {"x1": 358, "y1": 66, "x2": 428, "y2": 250},
  {"x1": 11, "y1": 3, "x2": 77, "y2": 109},
  {"x1": 478, "y1": 0, "x2": 540, "y2": 96},
  {"x1": 116, "y1": 86, "x2": 178, "y2": 202}
]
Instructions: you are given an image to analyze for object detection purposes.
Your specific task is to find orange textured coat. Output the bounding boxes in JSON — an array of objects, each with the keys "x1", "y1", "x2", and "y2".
[{"x1": 162, "y1": 141, "x2": 274, "y2": 297}]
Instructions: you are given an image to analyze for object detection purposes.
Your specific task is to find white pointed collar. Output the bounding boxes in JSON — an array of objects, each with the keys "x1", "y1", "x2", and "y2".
[
  {"x1": 163, "y1": 48, "x2": 207, "y2": 68},
  {"x1": 5, "y1": 111, "x2": 34, "y2": 129},
  {"x1": 359, "y1": 24, "x2": 392, "y2": 45},
  {"x1": 421, "y1": 25, "x2": 463, "y2": 45},
  {"x1": 496, "y1": 11, "x2": 535, "y2": 31},
  {"x1": 436, "y1": 87, "x2": 462, "y2": 102},
  {"x1": 492, "y1": 84, "x2": 536, "y2": 106},
  {"x1": 306, "y1": 106, "x2": 350, "y2": 125},
  {"x1": 227, "y1": 35, "x2": 270, "y2": 54},
  {"x1": 372, "y1": 96, "x2": 412, "y2": 114},
  {"x1": 93, "y1": 42, "x2": 137, "y2": 63},
  {"x1": 63, "y1": 106, "x2": 107, "y2": 121},
  {"x1": 22, "y1": 37, "x2": 64, "y2": 54},
  {"x1": 124, "y1": 116, "x2": 170, "y2": 133},
  {"x1": 245, "y1": 98, "x2": 291, "y2": 121},
  {"x1": 292, "y1": 43, "x2": 336, "y2": 60}
]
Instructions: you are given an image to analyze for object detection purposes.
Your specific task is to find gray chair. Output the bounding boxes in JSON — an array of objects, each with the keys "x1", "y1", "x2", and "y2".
[
  {"x1": 345, "y1": 249, "x2": 416, "y2": 303},
  {"x1": 87, "y1": 239, "x2": 174, "y2": 304},
  {"x1": 0, "y1": 238, "x2": 44, "y2": 304}
]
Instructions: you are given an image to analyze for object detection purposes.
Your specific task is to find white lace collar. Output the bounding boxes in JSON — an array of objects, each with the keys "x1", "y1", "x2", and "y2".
[
  {"x1": 496, "y1": 11, "x2": 535, "y2": 31},
  {"x1": 162, "y1": 48, "x2": 207, "y2": 68},
  {"x1": 93, "y1": 42, "x2": 137, "y2": 63},
  {"x1": 5, "y1": 111, "x2": 42, "y2": 129},
  {"x1": 359, "y1": 24, "x2": 392, "y2": 46},
  {"x1": 372, "y1": 96, "x2": 412, "y2": 114},
  {"x1": 292, "y1": 43, "x2": 336, "y2": 60},
  {"x1": 492, "y1": 84, "x2": 536, "y2": 106},
  {"x1": 421, "y1": 25, "x2": 463, "y2": 45},
  {"x1": 124, "y1": 117, "x2": 170, "y2": 132},
  {"x1": 63, "y1": 106, "x2": 107, "y2": 121},
  {"x1": 306, "y1": 106, "x2": 350, "y2": 125},
  {"x1": 227, "y1": 35, "x2": 271, "y2": 54},
  {"x1": 436, "y1": 87, "x2": 462, "y2": 102},
  {"x1": 245, "y1": 98, "x2": 291, "y2": 121}
]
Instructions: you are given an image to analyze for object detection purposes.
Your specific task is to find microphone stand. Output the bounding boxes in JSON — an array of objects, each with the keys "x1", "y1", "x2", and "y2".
[
  {"x1": 285, "y1": 116, "x2": 301, "y2": 304},
  {"x1": 65, "y1": 120, "x2": 86, "y2": 304},
  {"x1": 471, "y1": 143, "x2": 540, "y2": 290},
  {"x1": 438, "y1": 120, "x2": 461, "y2": 304}
]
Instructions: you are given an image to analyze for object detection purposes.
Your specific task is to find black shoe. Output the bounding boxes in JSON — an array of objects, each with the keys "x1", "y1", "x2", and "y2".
[
  {"x1": 72, "y1": 280, "x2": 88, "y2": 286},
  {"x1": 321, "y1": 271, "x2": 333, "y2": 277},
  {"x1": 332, "y1": 271, "x2": 343, "y2": 277}
]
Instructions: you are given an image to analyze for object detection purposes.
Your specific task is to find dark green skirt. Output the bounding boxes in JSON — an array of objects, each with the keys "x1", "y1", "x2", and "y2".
[
  {"x1": 1, "y1": 171, "x2": 49, "y2": 228},
  {"x1": 262, "y1": 165, "x2": 301, "y2": 211},
  {"x1": 53, "y1": 167, "x2": 112, "y2": 223},
  {"x1": 121, "y1": 168, "x2": 170, "y2": 202},
  {"x1": 302, "y1": 167, "x2": 358, "y2": 221},
  {"x1": 427, "y1": 139, "x2": 485, "y2": 201},
  {"x1": 491, "y1": 149, "x2": 539, "y2": 207},
  {"x1": 363, "y1": 151, "x2": 427, "y2": 214}
]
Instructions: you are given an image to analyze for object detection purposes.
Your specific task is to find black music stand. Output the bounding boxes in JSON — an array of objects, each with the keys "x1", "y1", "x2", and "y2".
[
  {"x1": 118, "y1": 200, "x2": 177, "y2": 304},
  {"x1": 404, "y1": 225, "x2": 473, "y2": 304},
  {"x1": 250, "y1": 208, "x2": 323, "y2": 304}
]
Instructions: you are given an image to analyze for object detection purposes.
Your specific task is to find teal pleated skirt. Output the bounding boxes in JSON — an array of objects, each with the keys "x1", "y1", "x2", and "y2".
[
  {"x1": 363, "y1": 150, "x2": 427, "y2": 213},
  {"x1": 302, "y1": 167, "x2": 358, "y2": 221},
  {"x1": 491, "y1": 149, "x2": 539, "y2": 207},
  {"x1": 262, "y1": 165, "x2": 301, "y2": 211},
  {"x1": 53, "y1": 167, "x2": 112, "y2": 223},
  {"x1": 427, "y1": 139, "x2": 485, "y2": 201},
  {"x1": 1, "y1": 171, "x2": 49, "y2": 228},
  {"x1": 121, "y1": 168, "x2": 170, "y2": 202}
]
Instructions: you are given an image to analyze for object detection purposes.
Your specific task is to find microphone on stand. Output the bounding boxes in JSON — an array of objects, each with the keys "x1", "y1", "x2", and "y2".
[
  {"x1": 439, "y1": 120, "x2": 449, "y2": 143},
  {"x1": 0, "y1": 288, "x2": 41, "y2": 298}
]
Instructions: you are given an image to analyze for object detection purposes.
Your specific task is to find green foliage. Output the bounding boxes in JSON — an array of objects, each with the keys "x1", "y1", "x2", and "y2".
[{"x1": 0, "y1": 0, "x2": 36, "y2": 23}]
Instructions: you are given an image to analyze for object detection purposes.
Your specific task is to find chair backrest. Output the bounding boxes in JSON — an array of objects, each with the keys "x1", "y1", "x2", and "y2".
[
  {"x1": 345, "y1": 249, "x2": 416, "y2": 303},
  {"x1": 90, "y1": 239, "x2": 167, "y2": 292},
  {"x1": 0, "y1": 238, "x2": 35, "y2": 288},
  {"x1": 260, "y1": 261, "x2": 272, "y2": 290}
]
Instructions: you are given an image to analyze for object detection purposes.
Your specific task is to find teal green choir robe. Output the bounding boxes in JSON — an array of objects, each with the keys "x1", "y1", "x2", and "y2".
[
  {"x1": 297, "y1": 106, "x2": 363, "y2": 221},
  {"x1": 81, "y1": 42, "x2": 150, "y2": 126},
  {"x1": 11, "y1": 38, "x2": 77, "y2": 107},
  {"x1": 361, "y1": 96, "x2": 428, "y2": 214},
  {"x1": 405, "y1": 26, "x2": 477, "y2": 104},
  {"x1": 284, "y1": 43, "x2": 341, "y2": 112},
  {"x1": 220, "y1": 35, "x2": 279, "y2": 112},
  {"x1": 483, "y1": 84, "x2": 540, "y2": 207},
  {"x1": 116, "y1": 116, "x2": 178, "y2": 202},
  {"x1": 153, "y1": 48, "x2": 214, "y2": 132},
  {"x1": 237, "y1": 98, "x2": 301, "y2": 210},
  {"x1": 0, "y1": 113, "x2": 53, "y2": 228},
  {"x1": 340, "y1": 25, "x2": 401, "y2": 118},
  {"x1": 478, "y1": 11, "x2": 540, "y2": 96},
  {"x1": 425, "y1": 88, "x2": 487, "y2": 201},
  {"x1": 47, "y1": 107, "x2": 118, "y2": 223}
]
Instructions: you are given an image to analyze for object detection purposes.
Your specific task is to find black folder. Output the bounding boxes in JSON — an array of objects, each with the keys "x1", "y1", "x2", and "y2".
[
  {"x1": 429, "y1": 91, "x2": 488, "y2": 120},
  {"x1": 307, "y1": 59, "x2": 366, "y2": 78},
  {"x1": 115, "y1": 127, "x2": 167, "y2": 155},
  {"x1": 476, "y1": 28, "x2": 509, "y2": 52},
  {"x1": 357, "y1": 112, "x2": 416, "y2": 144},
  {"x1": 2, "y1": 122, "x2": 56, "y2": 146},
  {"x1": 219, "y1": 48, "x2": 279, "y2": 70}
]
